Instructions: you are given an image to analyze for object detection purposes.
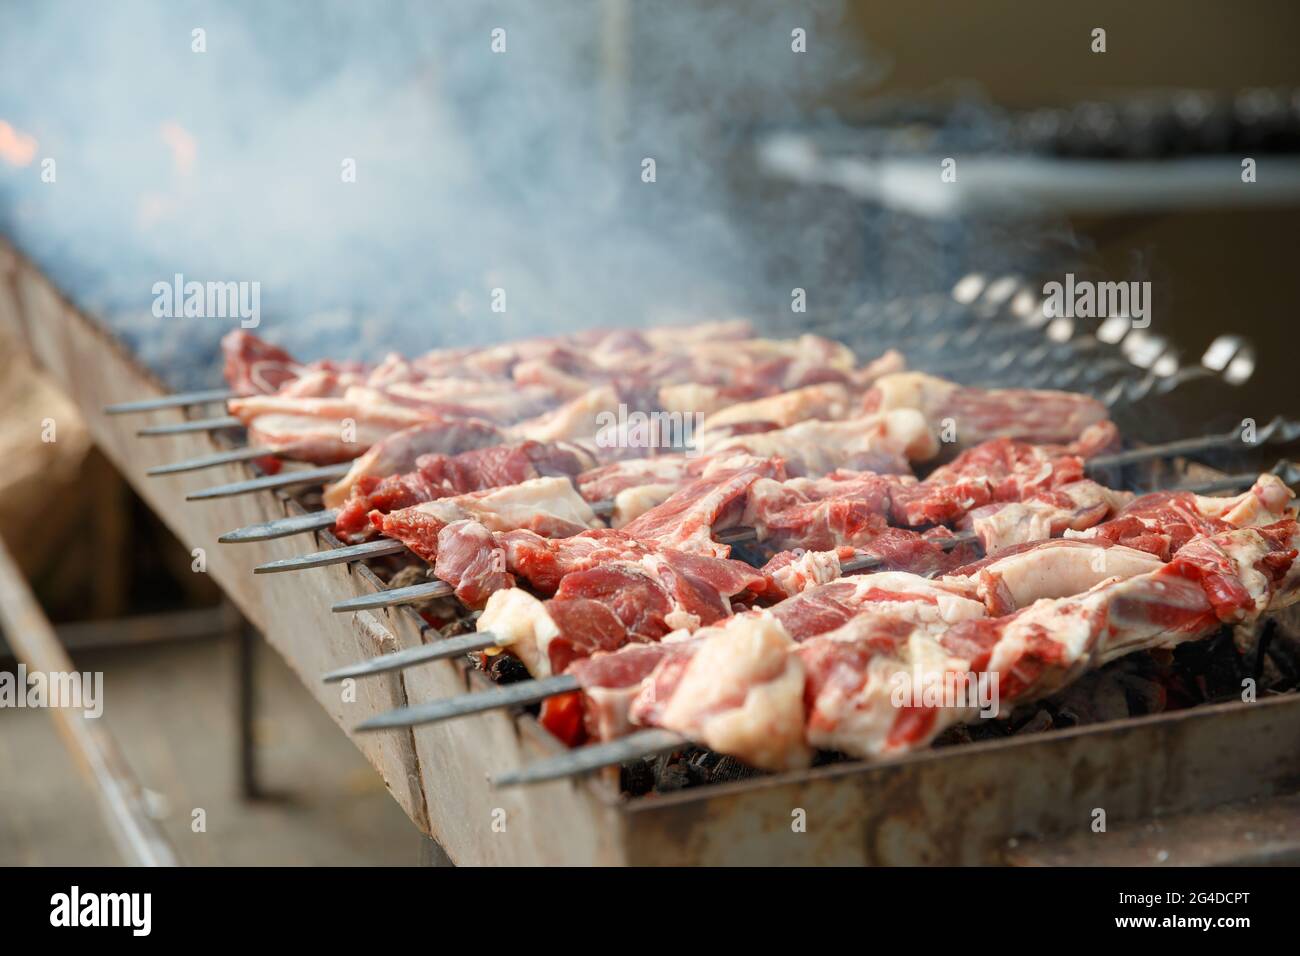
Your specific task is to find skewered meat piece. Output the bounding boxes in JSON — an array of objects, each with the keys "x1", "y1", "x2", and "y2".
[
  {"x1": 741, "y1": 471, "x2": 913, "y2": 553},
  {"x1": 477, "y1": 551, "x2": 767, "y2": 677},
  {"x1": 1063, "y1": 472, "x2": 1295, "y2": 558},
  {"x1": 890, "y1": 422, "x2": 1117, "y2": 526},
  {"x1": 374, "y1": 476, "x2": 602, "y2": 566},
  {"x1": 803, "y1": 520, "x2": 1300, "y2": 763},
  {"x1": 221, "y1": 330, "x2": 368, "y2": 396},
  {"x1": 223, "y1": 326, "x2": 894, "y2": 469},
  {"x1": 861, "y1": 371, "x2": 1111, "y2": 447},
  {"x1": 549, "y1": 536, "x2": 1153, "y2": 745},
  {"x1": 322, "y1": 418, "x2": 508, "y2": 508},
  {"x1": 697, "y1": 408, "x2": 939, "y2": 473},
  {"x1": 695, "y1": 382, "x2": 855, "y2": 438},
  {"x1": 610, "y1": 521, "x2": 1300, "y2": 769},
  {"x1": 561, "y1": 508, "x2": 1273, "y2": 756},
  {"x1": 756, "y1": 529, "x2": 976, "y2": 598},
  {"x1": 755, "y1": 474, "x2": 1296, "y2": 593},
  {"x1": 963, "y1": 480, "x2": 1135, "y2": 551},
  {"x1": 333, "y1": 440, "x2": 597, "y2": 532},
  {"x1": 620, "y1": 455, "x2": 784, "y2": 558},
  {"x1": 226, "y1": 393, "x2": 454, "y2": 464}
]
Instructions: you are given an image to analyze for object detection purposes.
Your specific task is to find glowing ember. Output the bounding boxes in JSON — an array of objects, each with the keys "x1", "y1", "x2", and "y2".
[{"x1": 0, "y1": 120, "x2": 38, "y2": 166}]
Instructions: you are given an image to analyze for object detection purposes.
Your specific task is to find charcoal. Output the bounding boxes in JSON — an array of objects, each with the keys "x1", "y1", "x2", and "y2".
[
  {"x1": 387, "y1": 564, "x2": 429, "y2": 590},
  {"x1": 1010, "y1": 709, "x2": 1054, "y2": 736},
  {"x1": 655, "y1": 761, "x2": 692, "y2": 793},
  {"x1": 1115, "y1": 672, "x2": 1167, "y2": 716},
  {"x1": 708, "y1": 755, "x2": 761, "y2": 784},
  {"x1": 931, "y1": 725, "x2": 973, "y2": 747},
  {"x1": 484, "y1": 653, "x2": 530, "y2": 685},
  {"x1": 620, "y1": 760, "x2": 656, "y2": 797}
]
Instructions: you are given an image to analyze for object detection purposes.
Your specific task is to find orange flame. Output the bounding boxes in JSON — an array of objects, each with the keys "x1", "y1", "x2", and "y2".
[
  {"x1": 0, "y1": 120, "x2": 38, "y2": 167},
  {"x1": 159, "y1": 121, "x2": 197, "y2": 176}
]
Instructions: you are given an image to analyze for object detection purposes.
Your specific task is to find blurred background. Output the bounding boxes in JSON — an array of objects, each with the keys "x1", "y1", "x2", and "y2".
[{"x1": 0, "y1": 0, "x2": 1297, "y2": 863}]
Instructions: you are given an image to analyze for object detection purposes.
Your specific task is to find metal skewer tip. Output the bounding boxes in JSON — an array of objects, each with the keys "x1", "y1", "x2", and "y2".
[
  {"x1": 255, "y1": 537, "x2": 407, "y2": 574},
  {"x1": 137, "y1": 415, "x2": 244, "y2": 437},
  {"x1": 491, "y1": 729, "x2": 687, "y2": 789},
  {"x1": 355, "y1": 674, "x2": 580, "y2": 732},
  {"x1": 219, "y1": 509, "x2": 340, "y2": 543},
  {"x1": 1087, "y1": 416, "x2": 1300, "y2": 472},
  {"x1": 332, "y1": 579, "x2": 453, "y2": 613},
  {"x1": 104, "y1": 388, "x2": 234, "y2": 415},
  {"x1": 147, "y1": 445, "x2": 281, "y2": 476},
  {"x1": 322, "y1": 632, "x2": 499, "y2": 683},
  {"x1": 186, "y1": 463, "x2": 350, "y2": 501}
]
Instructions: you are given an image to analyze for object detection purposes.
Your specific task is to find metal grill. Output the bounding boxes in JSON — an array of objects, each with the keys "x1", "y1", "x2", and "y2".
[{"x1": 10, "y1": 238, "x2": 1299, "y2": 864}]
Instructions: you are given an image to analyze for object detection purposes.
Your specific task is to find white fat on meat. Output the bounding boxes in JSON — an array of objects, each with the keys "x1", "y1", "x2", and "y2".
[
  {"x1": 952, "y1": 540, "x2": 1164, "y2": 614},
  {"x1": 699, "y1": 408, "x2": 939, "y2": 467},
  {"x1": 697, "y1": 382, "x2": 852, "y2": 433},
  {"x1": 509, "y1": 385, "x2": 620, "y2": 443},
  {"x1": 1171, "y1": 474, "x2": 1294, "y2": 528},
  {"x1": 849, "y1": 349, "x2": 906, "y2": 388},
  {"x1": 241, "y1": 414, "x2": 398, "y2": 462},
  {"x1": 322, "y1": 418, "x2": 504, "y2": 508},
  {"x1": 229, "y1": 393, "x2": 431, "y2": 429},
  {"x1": 968, "y1": 481, "x2": 1134, "y2": 551},
  {"x1": 1214, "y1": 527, "x2": 1297, "y2": 619},
  {"x1": 405, "y1": 476, "x2": 600, "y2": 536},
  {"x1": 509, "y1": 359, "x2": 595, "y2": 400},
  {"x1": 816, "y1": 572, "x2": 988, "y2": 631},
  {"x1": 610, "y1": 484, "x2": 679, "y2": 527},
  {"x1": 800, "y1": 619, "x2": 978, "y2": 758},
  {"x1": 634, "y1": 613, "x2": 812, "y2": 771},
  {"x1": 657, "y1": 383, "x2": 731, "y2": 419},
  {"x1": 985, "y1": 591, "x2": 1109, "y2": 703},
  {"x1": 766, "y1": 549, "x2": 845, "y2": 598},
  {"x1": 864, "y1": 371, "x2": 958, "y2": 419},
  {"x1": 476, "y1": 589, "x2": 561, "y2": 677}
]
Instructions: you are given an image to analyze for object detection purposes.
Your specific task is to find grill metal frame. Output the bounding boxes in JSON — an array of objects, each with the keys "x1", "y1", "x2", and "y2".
[{"x1": 4, "y1": 237, "x2": 1297, "y2": 865}]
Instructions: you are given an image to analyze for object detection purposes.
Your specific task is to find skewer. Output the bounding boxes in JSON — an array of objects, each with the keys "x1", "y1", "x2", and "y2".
[
  {"x1": 355, "y1": 675, "x2": 580, "y2": 732},
  {"x1": 104, "y1": 388, "x2": 235, "y2": 415},
  {"x1": 212, "y1": 416, "x2": 1300, "y2": 546},
  {"x1": 218, "y1": 509, "x2": 340, "y2": 543},
  {"x1": 322, "y1": 632, "x2": 500, "y2": 682},
  {"x1": 328, "y1": 465, "x2": 1284, "y2": 614},
  {"x1": 339, "y1": 466, "x2": 1292, "y2": 739},
  {"x1": 1086, "y1": 416, "x2": 1299, "y2": 471},
  {"x1": 185, "y1": 464, "x2": 350, "y2": 501},
  {"x1": 488, "y1": 473, "x2": 1300, "y2": 786},
  {"x1": 137, "y1": 415, "x2": 244, "y2": 436},
  {"x1": 333, "y1": 579, "x2": 453, "y2": 612},
  {"x1": 258, "y1": 517, "x2": 752, "y2": 575},
  {"x1": 491, "y1": 730, "x2": 687, "y2": 789},
  {"x1": 256, "y1": 537, "x2": 407, "y2": 572},
  {"x1": 147, "y1": 446, "x2": 283, "y2": 476}
]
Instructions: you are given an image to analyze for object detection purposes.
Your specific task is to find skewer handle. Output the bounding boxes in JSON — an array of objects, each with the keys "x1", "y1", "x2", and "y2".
[
  {"x1": 333, "y1": 579, "x2": 453, "y2": 612},
  {"x1": 187, "y1": 463, "x2": 350, "y2": 500},
  {"x1": 491, "y1": 729, "x2": 687, "y2": 788},
  {"x1": 255, "y1": 537, "x2": 406, "y2": 573},
  {"x1": 356, "y1": 674, "x2": 580, "y2": 731},
  {"x1": 219, "y1": 509, "x2": 341, "y2": 543},
  {"x1": 147, "y1": 445, "x2": 281, "y2": 475},
  {"x1": 137, "y1": 415, "x2": 243, "y2": 436},
  {"x1": 322, "y1": 632, "x2": 500, "y2": 682},
  {"x1": 104, "y1": 388, "x2": 234, "y2": 415}
]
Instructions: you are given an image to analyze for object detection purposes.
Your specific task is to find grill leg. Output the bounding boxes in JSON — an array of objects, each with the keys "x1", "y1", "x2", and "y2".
[{"x1": 237, "y1": 623, "x2": 262, "y2": 801}]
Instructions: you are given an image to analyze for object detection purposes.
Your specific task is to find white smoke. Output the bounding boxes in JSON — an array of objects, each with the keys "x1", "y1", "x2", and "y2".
[{"x1": 0, "y1": 0, "x2": 871, "y2": 386}]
